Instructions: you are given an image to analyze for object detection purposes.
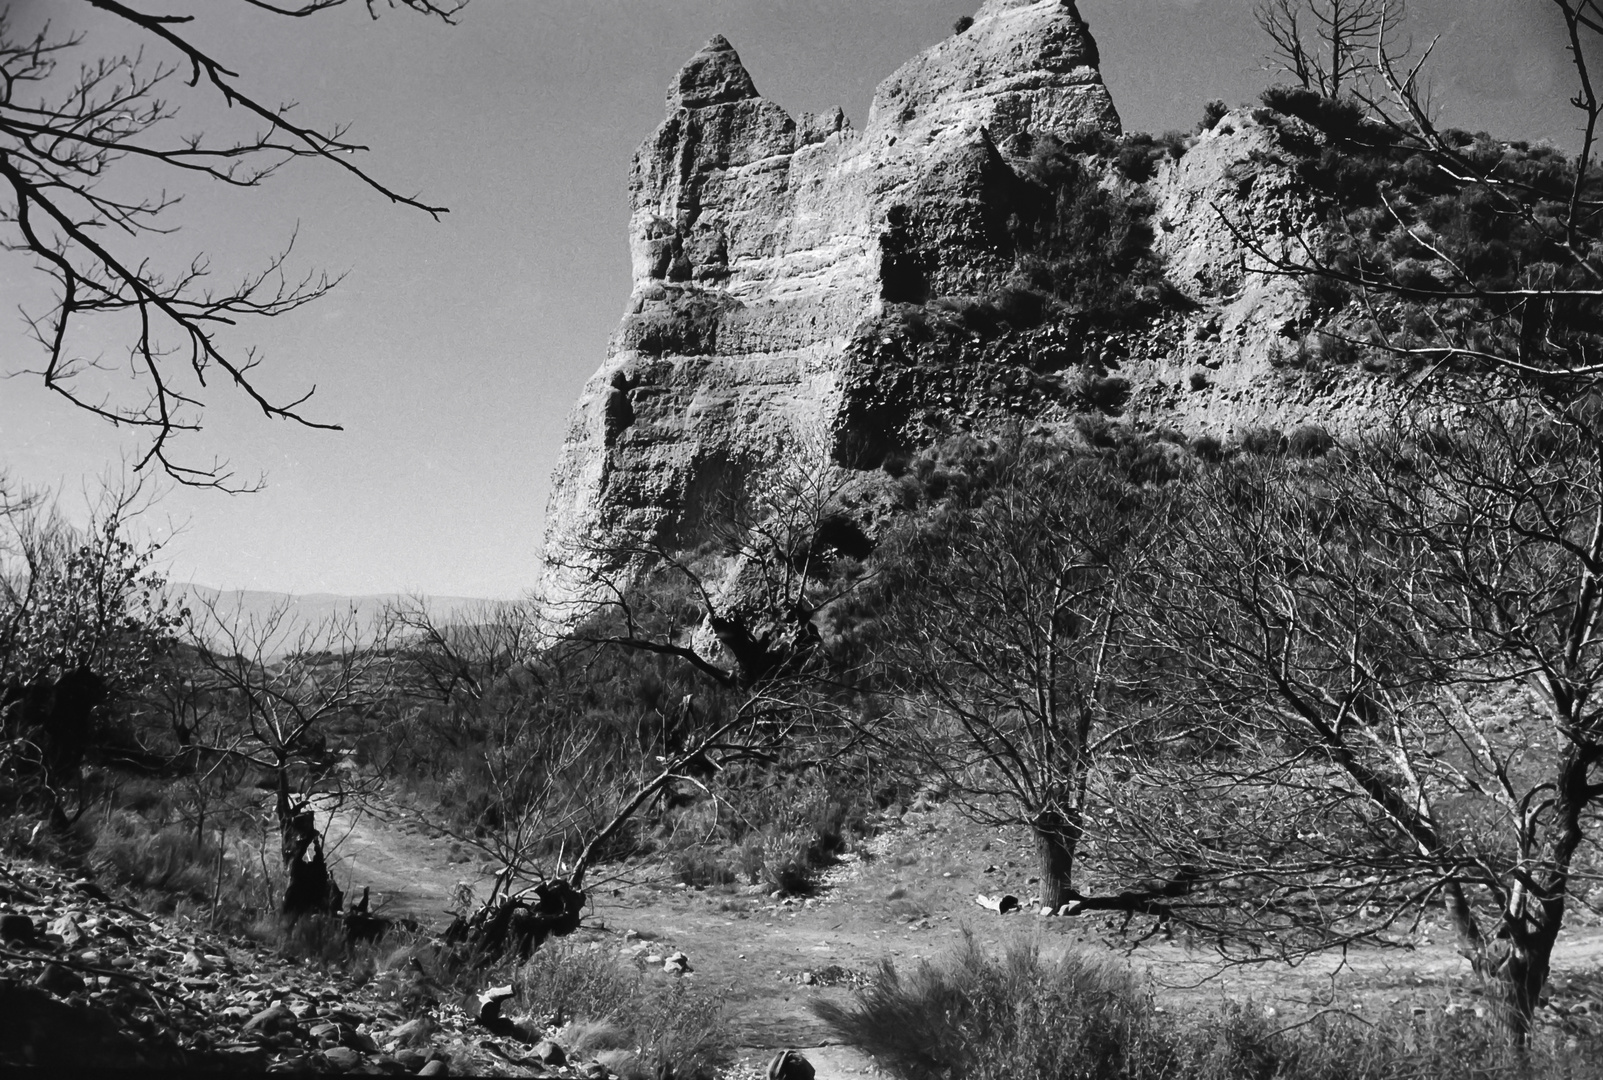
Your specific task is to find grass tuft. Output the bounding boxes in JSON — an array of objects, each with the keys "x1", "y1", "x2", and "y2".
[{"x1": 812, "y1": 932, "x2": 1603, "y2": 1080}]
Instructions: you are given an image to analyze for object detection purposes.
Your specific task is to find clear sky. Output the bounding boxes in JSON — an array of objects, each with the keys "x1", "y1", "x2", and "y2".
[{"x1": 0, "y1": 0, "x2": 1582, "y2": 598}]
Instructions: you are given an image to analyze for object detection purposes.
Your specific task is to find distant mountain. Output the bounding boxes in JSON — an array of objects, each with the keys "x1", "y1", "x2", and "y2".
[{"x1": 173, "y1": 586, "x2": 511, "y2": 655}]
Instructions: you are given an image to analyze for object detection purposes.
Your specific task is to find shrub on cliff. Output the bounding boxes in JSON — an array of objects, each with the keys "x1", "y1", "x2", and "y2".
[{"x1": 1010, "y1": 136, "x2": 1172, "y2": 326}]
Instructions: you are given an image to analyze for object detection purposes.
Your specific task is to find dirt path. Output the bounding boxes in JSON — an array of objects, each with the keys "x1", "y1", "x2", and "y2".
[
  {"x1": 324, "y1": 801, "x2": 1603, "y2": 1080},
  {"x1": 321, "y1": 803, "x2": 499, "y2": 923}
]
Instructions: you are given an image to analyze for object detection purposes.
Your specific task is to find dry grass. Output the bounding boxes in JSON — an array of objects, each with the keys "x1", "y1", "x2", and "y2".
[
  {"x1": 812, "y1": 932, "x2": 1603, "y2": 1080},
  {"x1": 512, "y1": 941, "x2": 730, "y2": 1079}
]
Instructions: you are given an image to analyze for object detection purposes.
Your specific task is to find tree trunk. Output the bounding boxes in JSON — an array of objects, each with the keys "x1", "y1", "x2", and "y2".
[
  {"x1": 1032, "y1": 808, "x2": 1080, "y2": 912},
  {"x1": 275, "y1": 768, "x2": 342, "y2": 919},
  {"x1": 1442, "y1": 877, "x2": 1557, "y2": 1042},
  {"x1": 1473, "y1": 935, "x2": 1552, "y2": 1041}
]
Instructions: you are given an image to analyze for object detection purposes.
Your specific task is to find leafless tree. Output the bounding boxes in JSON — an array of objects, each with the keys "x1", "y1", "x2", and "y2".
[
  {"x1": 0, "y1": 0, "x2": 465, "y2": 488},
  {"x1": 1236, "y1": 2, "x2": 1601, "y2": 402},
  {"x1": 1116, "y1": 401, "x2": 1603, "y2": 1038},
  {"x1": 1254, "y1": 0, "x2": 1404, "y2": 99},
  {"x1": 384, "y1": 591, "x2": 845, "y2": 961},
  {"x1": 181, "y1": 596, "x2": 390, "y2": 918},
  {"x1": 865, "y1": 439, "x2": 1176, "y2": 912}
]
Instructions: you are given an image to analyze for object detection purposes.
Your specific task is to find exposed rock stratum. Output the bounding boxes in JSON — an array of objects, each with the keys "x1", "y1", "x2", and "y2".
[{"x1": 539, "y1": 0, "x2": 1390, "y2": 616}]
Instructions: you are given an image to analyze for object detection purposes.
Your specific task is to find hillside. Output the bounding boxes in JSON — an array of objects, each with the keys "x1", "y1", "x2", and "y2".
[{"x1": 175, "y1": 588, "x2": 507, "y2": 655}]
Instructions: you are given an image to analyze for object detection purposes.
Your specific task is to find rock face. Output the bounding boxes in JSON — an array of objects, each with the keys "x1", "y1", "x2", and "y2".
[{"x1": 539, "y1": 1, "x2": 1370, "y2": 616}]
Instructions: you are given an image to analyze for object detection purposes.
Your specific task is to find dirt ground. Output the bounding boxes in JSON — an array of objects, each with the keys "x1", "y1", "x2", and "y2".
[{"x1": 325, "y1": 800, "x2": 1603, "y2": 1080}]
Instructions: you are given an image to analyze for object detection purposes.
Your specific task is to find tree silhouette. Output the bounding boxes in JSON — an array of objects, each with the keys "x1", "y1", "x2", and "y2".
[{"x1": 0, "y1": 0, "x2": 464, "y2": 488}]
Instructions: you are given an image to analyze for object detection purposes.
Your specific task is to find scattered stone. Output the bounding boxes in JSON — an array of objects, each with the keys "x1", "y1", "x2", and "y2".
[
  {"x1": 394, "y1": 1048, "x2": 427, "y2": 1071},
  {"x1": 344, "y1": 1027, "x2": 380, "y2": 1053},
  {"x1": 476, "y1": 984, "x2": 515, "y2": 1025},
  {"x1": 768, "y1": 1049, "x2": 816, "y2": 1080},
  {"x1": 1, "y1": 912, "x2": 37, "y2": 942},
  {"x1": 417, "y1": 1061, "x2": 449, "y2": 1077},
  {"x1": 49, "y1": 913, "x2": 85, "y2": 946},
  {"x1": 68, "y1": 880, "x2": 109, "y2": 902},
  {"x1": 974, "y1": 893, "x2": 1020, "y2": 914},
  {"x1": 35, "y1": 962, "x2": 86, "y2": 996},
  {"x1": 323, "y1": 1045, "x2": 362, "y2": 1071},
  {"x1": 663, "y1": 951, "x2": 691, "y2": 974},
  {"x1": 532, "y1": 1039, "x2": 566, "y2": 1066},
  {"x1": 643, "y1": 954, "x2": 664, "y2": 965},
  {"x1": 387, "y1": 1016, "x2": 436, "y2": 1047},
  {"x1": 218, "y1": 1044, "x2": 270, "y2": 1070},
  {"x1": 242, "y1": 1003, "x2": 295, "y2": 1035}
]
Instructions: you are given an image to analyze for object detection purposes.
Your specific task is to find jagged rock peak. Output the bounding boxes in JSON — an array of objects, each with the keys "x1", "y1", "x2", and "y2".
[
  {"x1": 870, "y1": 0, "x2": 1119, "y2": 140},
  {"x1": 668, "y1": 35, "x2": 761, "y2": 110}
]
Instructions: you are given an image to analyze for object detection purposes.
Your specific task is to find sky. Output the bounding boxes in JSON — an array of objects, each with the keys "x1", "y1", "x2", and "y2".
[{"x1": 0, "y1": 0, "x2": 1584, "y2": 599}]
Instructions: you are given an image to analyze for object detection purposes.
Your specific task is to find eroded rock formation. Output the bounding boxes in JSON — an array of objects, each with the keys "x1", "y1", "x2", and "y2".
[{"x1": 539, "y1": 0, "x2": 1380, "y2": 618}]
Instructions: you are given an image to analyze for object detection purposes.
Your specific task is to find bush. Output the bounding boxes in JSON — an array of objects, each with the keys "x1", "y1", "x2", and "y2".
[
  {"x1": 672, "y1": 848, "x2": 737, "y2": 888},
  {"x1": 1083, "y1": 375, "x2": 1132, "y2": 414},
  {"x1": 1012, "y1": 135, "x2": 1172, "y2": 325},
  {"x1": 515, "y1": 944, "x2": 730, "y2": 1079},
  {"x1": 1288, "y1": 424, "x2": 1336, "y2": 458},
  {"x1": 1259, "y1": 85, "x2": 1375, "y2": 142},
  {"x1": 813, "y1": 935, "x2": 1602, "y2": 1080},
  {"x1": 1199, "y1": 99, "x2": 1229, "y2": 133},
  {"x1": 1116, "y1": 144, "x2": 1158, "y2": 183},
  {"x1": 1238, "y1": 427, "x2": 1286, "y2": 456},
  {"x1": 953, "y1": 15, "x2": 974, "y2": 34}
]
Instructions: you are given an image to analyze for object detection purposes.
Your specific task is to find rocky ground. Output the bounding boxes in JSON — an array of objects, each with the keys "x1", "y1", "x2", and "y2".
[
  {"x1": 5, "y1": 803, "x2": 1603, "y2": 1077},
  {"x1": 0, "y1": 852, "x2": 624, "y2": 1076}
]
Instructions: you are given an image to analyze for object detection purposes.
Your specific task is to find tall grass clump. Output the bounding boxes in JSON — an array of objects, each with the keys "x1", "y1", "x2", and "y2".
[
  {"x1": 515, "y1": 942, "x2": 730, "y2": 1080},
  {"x1": 812, "y1": 933, "x2": 1603, "y2": 1080}
]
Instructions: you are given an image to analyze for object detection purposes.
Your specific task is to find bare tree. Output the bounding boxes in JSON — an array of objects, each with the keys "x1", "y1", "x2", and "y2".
[
  {"x1": 181, "y1": 597, "x2": 389, "y2": 918},
  {"x1": 865, "y1": 438, "x2": 1175, "y2": 912},
  {"x1": 1115, "y1": 402, "x2": 1603, "y2": 1038},
  {"x1": 0, "y1": 0, "x2": 464, "y2": 488},
  {"x1": 1254, "y1": 0, "x2": 1403, "y2": 99},
  {"x1": 383, "y1": 593, "x2": 846, "y2": 962},
  {"x1": 1236, "y1": 2, "x2": 1600, "y2": 400}
]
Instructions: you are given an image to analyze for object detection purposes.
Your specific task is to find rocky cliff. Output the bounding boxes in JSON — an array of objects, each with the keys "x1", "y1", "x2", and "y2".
[{"x1": 539, "y1": 0, "x2": 1392, "y2": 616}]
